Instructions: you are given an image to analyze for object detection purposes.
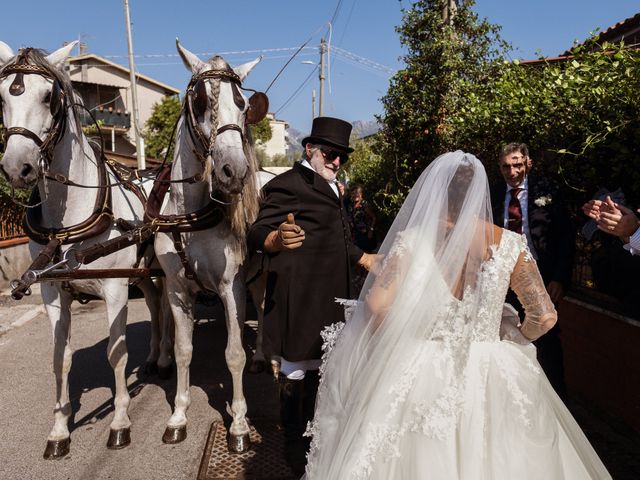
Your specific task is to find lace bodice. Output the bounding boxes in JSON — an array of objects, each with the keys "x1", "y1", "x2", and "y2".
[
  {"x1": 389, "y1": 228, "x2": 530, "y2": 343},
  {"x1": 462, "y1": 229, "x2": 529, "y2": 342}
]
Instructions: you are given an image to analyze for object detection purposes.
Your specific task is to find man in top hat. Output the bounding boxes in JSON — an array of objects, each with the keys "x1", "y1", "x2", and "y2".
[{"x1": 248, "y1": 116, "x2": 376, "y2": 475}]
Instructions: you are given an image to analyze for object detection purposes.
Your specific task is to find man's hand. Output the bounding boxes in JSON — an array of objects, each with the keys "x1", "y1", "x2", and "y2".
[
  {"x1": 582, "y1": 199, "x2": 603, "y2": 221},
  {"x1": 595, "y1": 197, "x2": 640, "y2": 240},
  {"x1": 546, "y1": 280, "x2": 564, "y2": 304},
  {"x1": 358, "y1": 253, "x2": 383, "y2": 273},
  {"x1": 263, "y1": 213, "x2": 305, "y2": 253}
]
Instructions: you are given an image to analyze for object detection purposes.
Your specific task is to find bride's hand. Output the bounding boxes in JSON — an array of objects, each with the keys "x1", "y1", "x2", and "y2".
[
  {"x1": 358, "y1": 253, "x2": 384, "y2": 274},
  {"x1": 499, "y1": 303, "x2": 531, "y2": 345}
]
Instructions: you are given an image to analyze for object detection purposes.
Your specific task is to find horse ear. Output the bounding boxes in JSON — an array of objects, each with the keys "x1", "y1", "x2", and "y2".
[
  {"x1": 176, "y1": 38, "x2": 207, "y2": 75},
  {"x1": 233, "y1": 56, "x2": 262, "y2": 82},
  {"x1": 45, "y1": 41, "x2": 78, "y2": 70},
  {"x1": 0, "y1": 41, "x2": 14, "y2": 65}
]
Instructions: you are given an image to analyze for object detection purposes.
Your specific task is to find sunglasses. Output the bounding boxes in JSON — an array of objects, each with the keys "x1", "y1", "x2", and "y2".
[{"x1": 318, "y1": 146, "x2": 348, "y2": 163}]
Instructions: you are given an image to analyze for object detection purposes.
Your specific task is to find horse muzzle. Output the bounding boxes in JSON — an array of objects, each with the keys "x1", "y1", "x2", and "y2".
[
  {"x1": 214, "y1": 162, "x2": 247, "y2": 195},
  {"x1": 0, "y1": 156, "x2": 39, "y2": 189}
]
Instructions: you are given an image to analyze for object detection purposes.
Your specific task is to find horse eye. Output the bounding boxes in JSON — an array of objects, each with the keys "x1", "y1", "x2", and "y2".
[{"x1": 44, "y1": 91, "x2": 51, "y2": 103}]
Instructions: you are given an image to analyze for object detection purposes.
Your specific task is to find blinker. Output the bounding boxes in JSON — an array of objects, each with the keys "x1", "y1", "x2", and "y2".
[
  {"x1": 49, "y1": 80, "x2": 63, "y2": 117},
  {"x1": 192, "y1": 79, "x2": 207, "y2": 118},
  {"x1": 9, "y1": 72, "x2": 25, "y2": 96}
]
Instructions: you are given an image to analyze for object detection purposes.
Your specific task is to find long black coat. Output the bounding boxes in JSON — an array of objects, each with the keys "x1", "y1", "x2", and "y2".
[
  {"x1": 490, "y1": 174, "x2": 575, "y2": 289},
  {"x1": 248, "y1": 162, "x2": 363, "y2": 361}
]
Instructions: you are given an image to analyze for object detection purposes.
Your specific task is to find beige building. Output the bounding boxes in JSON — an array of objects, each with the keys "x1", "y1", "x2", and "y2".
[
  {"x1": 68, "y1": 53, "x2": 179, "y2": 161},
  {"x1": 257, "y1": 113, "x2": 289, "y2": 159}
]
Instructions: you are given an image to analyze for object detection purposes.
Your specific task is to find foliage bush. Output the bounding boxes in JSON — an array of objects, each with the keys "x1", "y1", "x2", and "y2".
[
  {"x1": 144, "y1": 95, "x2": 181, "y2": 161},
  {"x1": 348, "y1": 0, "x2": 640, "y2": 225}
]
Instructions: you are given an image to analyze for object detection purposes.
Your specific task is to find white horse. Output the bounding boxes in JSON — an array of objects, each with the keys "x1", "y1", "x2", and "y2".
[
  {"x1": 0, "y1": 41, "x2": 171, "y2": 458},
  {"x1": 153, "y1": 41, "x2": 264, "y2": 451}
]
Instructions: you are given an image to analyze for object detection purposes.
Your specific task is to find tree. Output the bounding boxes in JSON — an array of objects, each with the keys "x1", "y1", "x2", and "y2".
[
  {"x1": 250, "y1": 117, "x2": 272, "y2": 144},
  {"x1": 362, "y1": 0, "x2": 509, "y2": 218},
  {"x1": 449, "y1": 40, "x2": 640, "y2": 206},
  {"x1": 144, "y1": 95, "x2": 181, "y2": 161}
]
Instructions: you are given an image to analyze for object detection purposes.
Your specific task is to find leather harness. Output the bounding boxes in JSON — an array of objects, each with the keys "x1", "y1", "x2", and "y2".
[{"x1": 4, "y1": 54, "x2": 268, "y2": 300}]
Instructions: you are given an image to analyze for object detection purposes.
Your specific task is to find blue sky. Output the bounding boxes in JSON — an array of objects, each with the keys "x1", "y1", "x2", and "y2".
[{"x1": 0, "y1": 1, "x2": 637, "y2": 134}]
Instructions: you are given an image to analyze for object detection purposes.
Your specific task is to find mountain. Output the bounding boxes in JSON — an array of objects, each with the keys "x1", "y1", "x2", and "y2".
[
  {"x1": 285, "y1": 119, "x2": 381, "y2": 154},
  {"x1": 351, "y1": 120, "x2": 382, "y2": 139}
]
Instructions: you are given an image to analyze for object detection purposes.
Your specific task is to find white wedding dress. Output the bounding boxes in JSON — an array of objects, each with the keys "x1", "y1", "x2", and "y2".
[{"x1": 304, "y1": 152, "x2": 611, "y2": 480}]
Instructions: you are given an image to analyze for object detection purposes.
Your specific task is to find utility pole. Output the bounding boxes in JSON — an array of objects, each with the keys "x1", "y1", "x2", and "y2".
[
  {"x1": 442, "y1": 0, "x2": 459, "y2": 25},
  {"x1": 319, "y1": 37, "x2": 326, "y2": 117},
  {"x1": 123, "y1": 0, "x2": 145, "y2": 170},
  {"x1": 311, "y1": 89, "x2": 316, "y2": 120}
]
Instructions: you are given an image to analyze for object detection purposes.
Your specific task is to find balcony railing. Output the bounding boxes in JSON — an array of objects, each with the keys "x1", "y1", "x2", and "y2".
[{"x1": 79, "y1": 108, "x2": 131, "y2": 129}]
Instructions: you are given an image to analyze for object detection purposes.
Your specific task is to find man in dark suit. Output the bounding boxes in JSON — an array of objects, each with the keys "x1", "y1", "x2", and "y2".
[
  {"x1": 490, "y1": 143, "x2": 574, "y2": 400},
  {"x1": 248, "y1": 117, "x2": 375, "y2": 475}
]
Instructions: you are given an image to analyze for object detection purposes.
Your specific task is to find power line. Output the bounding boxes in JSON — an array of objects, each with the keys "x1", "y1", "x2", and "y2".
[
  {"x1": 100, "y1": 46, "x2": 317, "y2": 60},
  {"x1": 331, "y1": 46, "x2": 395, "y2": 74},
  {"x1": 274, "y1": 65, "x2": 318, "y2": 116}
]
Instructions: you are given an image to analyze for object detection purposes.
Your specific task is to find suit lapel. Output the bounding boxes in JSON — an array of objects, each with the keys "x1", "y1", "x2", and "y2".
[{"x1": 492, "y1": 181, "x2": 507, "y2": 227}]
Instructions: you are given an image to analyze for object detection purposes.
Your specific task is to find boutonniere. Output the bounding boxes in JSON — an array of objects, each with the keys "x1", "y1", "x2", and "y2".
[{"x1": 534, "y1": 195, "x2": 552, "y2": 207}]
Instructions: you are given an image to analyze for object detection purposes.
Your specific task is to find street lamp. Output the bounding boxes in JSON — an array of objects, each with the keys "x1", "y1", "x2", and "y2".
[{"x1": 301, "y1": 61, "x2": 317, "y2": 120}]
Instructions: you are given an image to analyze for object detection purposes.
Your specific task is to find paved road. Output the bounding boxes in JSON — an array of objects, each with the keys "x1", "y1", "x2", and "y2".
[
  {"x1": 1, "y1": 287, "x2": 638, "y2": 480},
  {"x1": 0, "y1": 289, "x2": 273, "y2": 480}
]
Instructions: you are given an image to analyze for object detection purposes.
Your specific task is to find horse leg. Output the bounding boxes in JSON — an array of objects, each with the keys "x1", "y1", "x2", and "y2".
[
  {"x1": 220, "y1": 273, "x2": 251, "y2": 453},
  {"x1": 138, "y1": 278, "x2": 174, "y2": 377},
  {"x1": 158, "y1": 290, "x2": 175, "y2": 379},
  {"x1": 162, "y1": 288, "x2": 194, "y2": 444},
  {"x1": 247, "y1": 273, "x2": 266, "y2": 374},
  {"x1": 42, "y1": 285, "x2": 73, "y2": 459},
  {"x1": 104, "y1": 280, "x2": 132, "y2": 449},
  {"x1": 137, "y1": 278, "x2": 161, "y2": 375}
]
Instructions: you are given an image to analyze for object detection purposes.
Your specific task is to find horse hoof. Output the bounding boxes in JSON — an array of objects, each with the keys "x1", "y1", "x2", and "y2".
[
  {"x1": 43, "y1": 438, "x2": 70, "y2": 459},
  {"x1": 107, "y1": 428, "x2": 131, "y2": 449},
  {"x1": 158, "y1": 364, "x2": 173, "y2": 380},
  {"x1": 144, "y1": 361, "x2": 158, "y2": 376},
  {"x1": 247, "y1": 359, "x2": 265, "y2": 374},
  {"x1": 162, "y1": 425, "x2": 187, "y2": 444},
  {"x1": 228, "y1": 432, "x2": 251, "y2": 453}
]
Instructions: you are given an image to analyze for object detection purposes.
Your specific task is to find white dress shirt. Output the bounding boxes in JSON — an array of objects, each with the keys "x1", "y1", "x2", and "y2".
[
  {"x1": 624, "y1": 228, "x2": 640, "y2": 255},
  {"x1": 503, "y1": 177, "x2": 538, "y2": 260}
]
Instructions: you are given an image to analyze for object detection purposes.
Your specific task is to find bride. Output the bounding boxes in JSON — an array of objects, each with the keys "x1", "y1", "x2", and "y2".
[{"x1": 303, "y1": 152, "x2": 611, "y2": 479}]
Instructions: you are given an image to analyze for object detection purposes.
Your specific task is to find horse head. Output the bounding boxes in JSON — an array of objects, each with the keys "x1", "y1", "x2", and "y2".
[
  {"x1": 0, "y1": 41, "x2": 77, "y2": 189},
  {"x1": 177, "y1": 40, "x2": 266, "y2": 195}
]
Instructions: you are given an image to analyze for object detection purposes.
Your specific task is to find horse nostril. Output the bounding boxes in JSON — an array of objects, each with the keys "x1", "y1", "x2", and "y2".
[
  {"x1": 21, "y1": 164, "x2": 33, "y2": 178},
  {"x1": 222, "y1": 164, "x2": 233, "y2": 178}
]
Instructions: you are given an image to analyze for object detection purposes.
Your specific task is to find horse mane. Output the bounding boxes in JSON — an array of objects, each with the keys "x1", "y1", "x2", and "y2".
[
  {"x1": 0, "y1": 47, "x2": 83, "y2": 136},
  {"x1": 197, "y1": 55, "x2": 261, "y2": 250},
  {"x1": 228, "y1": 127, "x2": 261, "y2": 251}
]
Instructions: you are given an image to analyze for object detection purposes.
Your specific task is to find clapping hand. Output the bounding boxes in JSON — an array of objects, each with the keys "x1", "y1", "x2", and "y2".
[{"x1": 583, "y1": 196, "x2": 640, "y2": 241}]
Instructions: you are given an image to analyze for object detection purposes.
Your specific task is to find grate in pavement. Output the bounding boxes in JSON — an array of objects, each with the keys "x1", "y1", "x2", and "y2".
[{"x1": 197, "y1": 419, "x2": 297, "y2": 480}]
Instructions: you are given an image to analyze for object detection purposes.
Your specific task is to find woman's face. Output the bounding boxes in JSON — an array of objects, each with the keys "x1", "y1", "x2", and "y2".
[{"x1": 351, "y1": 189, "x2": 363, "y2": 203}]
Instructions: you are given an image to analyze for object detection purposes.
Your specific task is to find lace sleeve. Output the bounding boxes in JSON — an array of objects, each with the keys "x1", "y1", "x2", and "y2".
[
  {"x1": 365, "y1": 231, "x2": 411, "y2": 316},
  {"x1": 509, "y1": 242, "x2": 557, "y2": 341}
]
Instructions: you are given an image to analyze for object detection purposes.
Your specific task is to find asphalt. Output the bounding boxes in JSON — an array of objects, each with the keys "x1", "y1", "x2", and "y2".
[{"x1": 0, "y1": 289, "x2": 637, "y2": 479}]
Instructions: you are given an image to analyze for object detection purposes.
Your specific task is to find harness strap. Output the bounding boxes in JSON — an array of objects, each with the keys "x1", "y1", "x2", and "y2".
[
  {"x1": 10, "y1": 238, "x2": 62, "y2": 299},
  {"x1": 170, "y1": 229, "x2": 211, "y2": 293}
]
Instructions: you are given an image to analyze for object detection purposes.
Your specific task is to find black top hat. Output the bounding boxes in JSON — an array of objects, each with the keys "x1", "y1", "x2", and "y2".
[{"x1": 301, "y1": 116, "x2": 354, "y2": 154}]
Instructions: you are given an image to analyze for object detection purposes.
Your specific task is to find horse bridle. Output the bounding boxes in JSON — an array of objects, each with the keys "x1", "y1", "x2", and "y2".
[
  {"x1": 0, "y1": 53, "x2": 67, "y2": 168},
  {"x1": 184, "y1": 65, "x2": 268, "y2": 167}
]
